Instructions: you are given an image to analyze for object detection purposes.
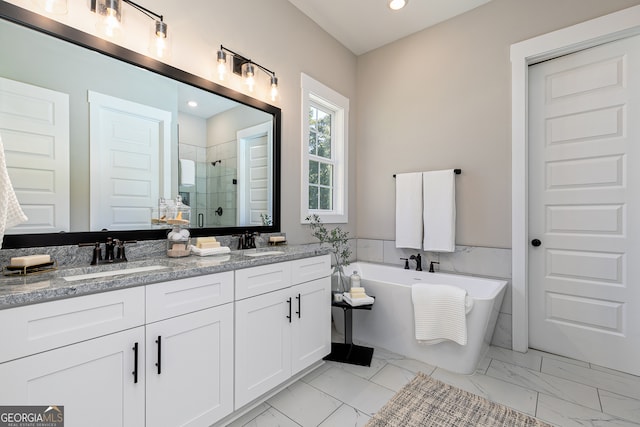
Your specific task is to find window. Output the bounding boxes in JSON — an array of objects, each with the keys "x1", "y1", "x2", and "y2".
[{"x1": 301, "y1": 73, "x2": 349, "y2": 223}]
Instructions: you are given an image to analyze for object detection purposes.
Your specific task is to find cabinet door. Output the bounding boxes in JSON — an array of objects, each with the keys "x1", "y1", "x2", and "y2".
[
  {"x1": 0, "y1": 327, "x2": 145, "y2": 427},
  {"x1": 235, "y1": 288, "x2": 291, "y2": 408},
  {"x1": 146, "y1": 304, "x2": 234, "y2": 427},
  {"x1": 291, "y1": 277, "x2": 332, "y2": 374}
]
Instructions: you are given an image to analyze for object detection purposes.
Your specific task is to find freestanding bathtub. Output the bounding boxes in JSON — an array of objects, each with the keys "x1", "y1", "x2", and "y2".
[{"x1": 334, "y1": 262, "x2": 507, "y2": 374}]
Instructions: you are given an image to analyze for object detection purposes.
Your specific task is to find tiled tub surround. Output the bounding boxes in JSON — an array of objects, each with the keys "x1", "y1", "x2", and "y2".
[
  {"x1": 356, "y1": 239, "x2": 513, "y2": 349},
  {"x1": 0, "y1": 242, "x2": 324, "y2": 308}
]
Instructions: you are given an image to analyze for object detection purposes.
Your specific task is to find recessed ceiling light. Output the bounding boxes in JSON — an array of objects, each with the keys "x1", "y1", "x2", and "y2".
[
  {"x1": 388, "y1": 0, "x2": 407, "y2": 11},
  {"x1": 187, "y1": 100, "x2": 198, "y2": 108}
]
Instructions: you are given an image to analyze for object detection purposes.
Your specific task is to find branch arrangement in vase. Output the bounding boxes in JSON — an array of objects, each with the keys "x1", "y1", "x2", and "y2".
[{"x1": 305, "y1": 214, "x2": 352, "y2": 291}]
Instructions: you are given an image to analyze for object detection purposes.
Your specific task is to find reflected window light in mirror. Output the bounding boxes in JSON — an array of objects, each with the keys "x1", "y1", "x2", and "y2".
[{"x1": 32, "y1": 0, "x2": 68, "y2": 14}]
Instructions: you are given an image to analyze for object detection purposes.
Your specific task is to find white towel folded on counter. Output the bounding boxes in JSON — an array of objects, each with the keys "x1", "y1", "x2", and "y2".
[{"x1": 342, "y1": 292, "x2": 375, "y2": 307}]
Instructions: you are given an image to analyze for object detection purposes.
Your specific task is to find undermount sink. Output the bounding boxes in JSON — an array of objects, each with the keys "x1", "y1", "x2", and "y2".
[
  {"x1": 242, "y1": 250, "x2": 286, "y2": 257},
  {"x1": 62, "y1": 265, "x2": 168, "y2": 282}
]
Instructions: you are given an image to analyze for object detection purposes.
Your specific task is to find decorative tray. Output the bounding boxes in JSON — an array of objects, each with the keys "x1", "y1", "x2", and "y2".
[{"x1": 3, "y1": 260, "x2": 58, "y2": 277}]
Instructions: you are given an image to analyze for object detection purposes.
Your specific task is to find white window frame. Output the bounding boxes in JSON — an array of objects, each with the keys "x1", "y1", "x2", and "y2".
[{"x1": 300, "y1": 73, "x2": 349, "y2": 224}]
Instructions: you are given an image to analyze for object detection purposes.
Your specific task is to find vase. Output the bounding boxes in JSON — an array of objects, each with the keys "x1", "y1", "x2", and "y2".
[{"x1": 331, "y1": 265, "x2": 347, "y2": 294}]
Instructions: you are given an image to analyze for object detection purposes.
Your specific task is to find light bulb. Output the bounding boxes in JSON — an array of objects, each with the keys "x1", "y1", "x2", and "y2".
[
  {"x1": 153, "y1": 36, "x2": 166, "y2": 58},
  {"x1": 96, "y1": 0, "x2": 122, "y2": 38},
  {"x1": 150, "y1": 20, "x2": 169, "y2": 59},
  {"x1": 244, "y1": 63, "x2": 255, "y2": 92},
  {"x1": 270, "y1": 76, "x2": 278, "y2": 101},
  {"x1": 216, "y1": 50, "x2": 227, "y2": 80},
  {"x1": 103, "y1": 11, "x2": 120, "y2": 37}
]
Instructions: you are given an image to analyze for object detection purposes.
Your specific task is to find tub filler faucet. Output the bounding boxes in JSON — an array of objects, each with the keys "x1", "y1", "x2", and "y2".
[{"x1": 410, "y1": 254, "x2": 422, "y2": 271}]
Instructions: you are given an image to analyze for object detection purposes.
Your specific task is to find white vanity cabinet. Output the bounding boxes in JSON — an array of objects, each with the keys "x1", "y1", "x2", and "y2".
[
  {"x1": 145, "y1": 271, "x2": 234, "y2": 427},
  {"x1": 234, "y1": 255, "x2": 331, "y2": 408},
  {"x1": 0, "y1": 271, "x2": 235, "y2": 427},
  {"x1": 0, "y1": 288, "x2": 146, "y2": 427},
  {"x1": 0, "y1": 254, "x2": 330, "y2": 426}
]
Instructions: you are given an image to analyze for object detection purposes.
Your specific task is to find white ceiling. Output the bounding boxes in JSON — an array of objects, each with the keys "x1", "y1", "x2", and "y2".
[{"x1": 287, "y1": 0, "x2": 492, "y2": 55}]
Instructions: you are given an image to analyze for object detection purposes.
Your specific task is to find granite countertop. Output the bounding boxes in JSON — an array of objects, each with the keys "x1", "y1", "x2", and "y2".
[{"x1": 0, "y1": 245, "x2": 330, "y2": 310}]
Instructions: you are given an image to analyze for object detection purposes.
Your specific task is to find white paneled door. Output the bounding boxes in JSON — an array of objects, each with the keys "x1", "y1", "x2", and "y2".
[
  {"x1": 0, "y1": 76, "x2": 70, "y2": 233},
  {"x1": 88, "y1": 91, "x2": 171, "y2": 231},
  {"x1": 528, "y1": 35, "x2": 640, "y2": 375}
]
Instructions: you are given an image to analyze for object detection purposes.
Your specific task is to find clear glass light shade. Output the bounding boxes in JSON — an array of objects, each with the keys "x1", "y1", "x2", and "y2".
[
  {"x1": 32, "y1": 0, "x2": 68, "y2": 14},
  {"x1": 149, "y1": 20, "x2": 170, "y2": 59},
  {"x1": 216, "y1": 50, "x2": 227, "y2": 80},
  {"x1": 388, "y1": 0, "x2": 407, "y2": 10},
  {"x1": 96, "y1": 0, "x2": 122, "y2": 38},
  {"x1": 270, "y1": 76, "x2": 279, "y2": 101},
  {"x1": 243, "y1": 63, "x2": 255, "y2": 92}
]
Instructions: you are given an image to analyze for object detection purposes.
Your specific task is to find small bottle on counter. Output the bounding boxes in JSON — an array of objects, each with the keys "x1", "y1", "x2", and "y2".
[{"x1": 350, "y1": 271, "x2": 361, "y2": 291}]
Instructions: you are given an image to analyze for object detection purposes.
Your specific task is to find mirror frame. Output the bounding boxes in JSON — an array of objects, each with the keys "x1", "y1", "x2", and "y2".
[{"x1": 0, "y1": 2, "x2": 281, "y2": 249}]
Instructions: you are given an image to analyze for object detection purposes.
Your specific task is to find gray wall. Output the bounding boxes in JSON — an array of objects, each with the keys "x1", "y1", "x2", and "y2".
[{"x1": 355, "y1": 0, "x2": 640, "y2": 249}]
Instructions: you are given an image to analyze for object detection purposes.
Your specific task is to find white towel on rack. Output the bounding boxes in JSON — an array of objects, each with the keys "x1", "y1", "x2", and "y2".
[
  {"x1": 395, "y1": 172, "x2": 423, "y2": 249},
  {"x1": 411, "y1": 283, "x2": 470, "y2": 345},
  {"x1": 423, "y1": 169, "x2": 456, "y2": 252},
  {"x1": 0, "y1": 134, "x2": 28, "y2": 248},
  {"x1": 179, "y1": 159, "x2": 195, "y2": 187}
]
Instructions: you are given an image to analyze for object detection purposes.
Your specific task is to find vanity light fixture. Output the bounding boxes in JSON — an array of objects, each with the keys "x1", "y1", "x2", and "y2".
[
  {"x1": 388, "y1": 0, "x2": 408, "y2": 10},
  {"x1": 216, "y1": 45, "x2": 279, "y2": 101},
  {"x1": 32, "y1": 0, "x2": 68, "y2": 14},
  {"x1": 243, "y1": 62, "x2": 256, "y2": 92},
  {"x1": 91, "y1": 0, "x2": 170, "y2": 58}
]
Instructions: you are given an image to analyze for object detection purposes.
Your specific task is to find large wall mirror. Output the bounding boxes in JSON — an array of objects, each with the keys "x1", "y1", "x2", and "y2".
[{"x1": 0, "y1": 3, "x2": 281, "y2": 249}]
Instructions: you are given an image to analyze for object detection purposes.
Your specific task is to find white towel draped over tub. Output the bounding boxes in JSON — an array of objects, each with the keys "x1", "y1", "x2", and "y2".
[
  {"x1": 0, "y1": 134, "x2": 28, "y2": 247},
  {"x1": 411, "y1": 283, "x2": 473, "y2": 346},
  {"x1": 423, "y1": 169, "x2": 456, "y2": 252},
  {"x1": 395, "y1": 172, "x2": 423, "y2": 249}
]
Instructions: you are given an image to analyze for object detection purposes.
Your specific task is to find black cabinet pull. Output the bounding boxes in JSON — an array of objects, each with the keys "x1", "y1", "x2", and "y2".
[
  {"x1": 296, "y1": 293, "x2": 301, "y2": 318},
  {"x1": 132, "y1": 342, "x2": 139, "y2": 384},
  {"x1": 286, "y1": 297, "x2": 292, "y2": 323},
  {"x1": 155, "y1": 336, "x2": 162, "y2": 374},
  {"x1": 531, "y1": 239, "x2": 542, "y2": 247}
]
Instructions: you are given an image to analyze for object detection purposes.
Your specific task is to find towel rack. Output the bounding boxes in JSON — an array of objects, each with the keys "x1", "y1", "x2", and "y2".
[{"x1": 393, "y1": 169, "x2": 461, "y2": 178}]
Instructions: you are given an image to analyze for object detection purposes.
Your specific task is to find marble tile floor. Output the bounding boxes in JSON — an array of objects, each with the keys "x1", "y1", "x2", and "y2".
[{"x1": 227, "y1": 333, "x2": 640, "y2": 427}]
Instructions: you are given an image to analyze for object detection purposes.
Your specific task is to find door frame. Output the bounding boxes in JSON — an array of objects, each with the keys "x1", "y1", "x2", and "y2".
[
  {"x1": 237, "y1": 121, "x2": 273, "y2": 225},
  {"x1": 511, "y1": 5, "x2": 640, "y2": 353}
]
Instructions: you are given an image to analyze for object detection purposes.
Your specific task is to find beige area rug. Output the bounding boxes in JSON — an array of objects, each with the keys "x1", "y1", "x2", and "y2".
[{"x1": 366, "y1": 372, "x2": 552, "y2": 427}]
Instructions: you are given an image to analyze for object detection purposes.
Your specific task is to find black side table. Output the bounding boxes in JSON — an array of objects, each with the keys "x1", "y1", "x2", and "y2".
[{"x1": 323, "y1": 297, "x2": 375, "y2": 366}]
